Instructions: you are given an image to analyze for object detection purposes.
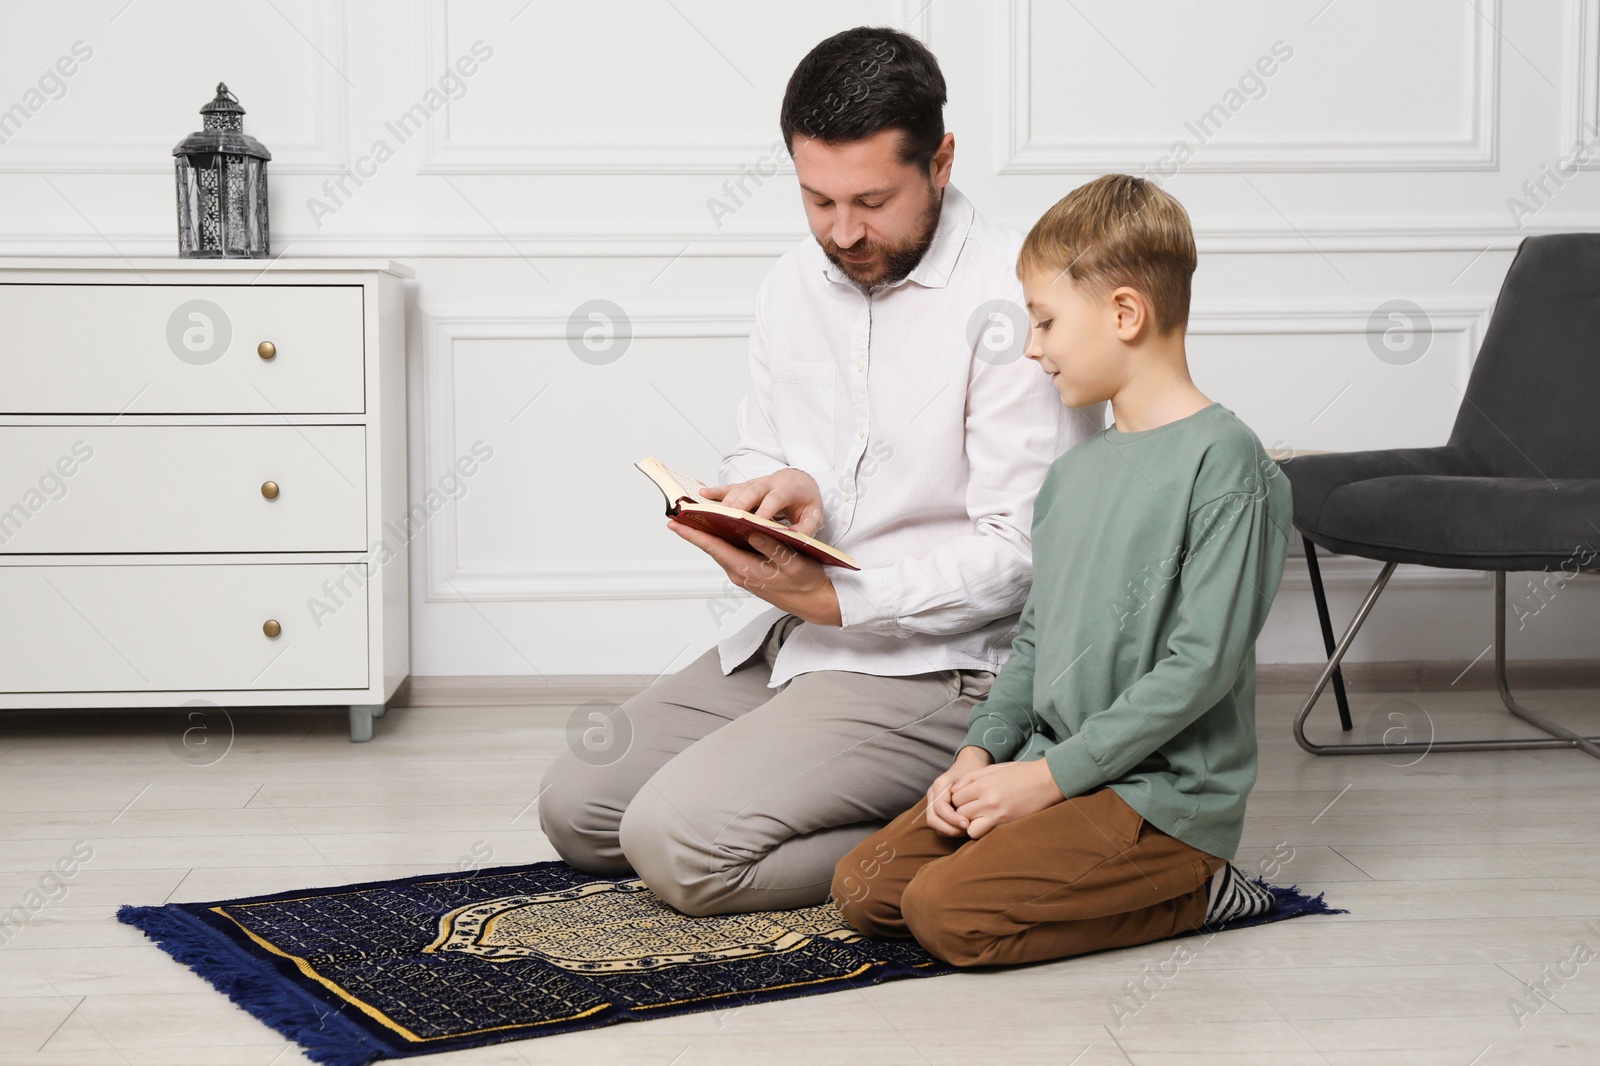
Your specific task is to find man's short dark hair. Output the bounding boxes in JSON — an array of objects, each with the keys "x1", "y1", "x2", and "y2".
[{"x1": 780, "y1": 27, "x2": 947, "y2": 173}]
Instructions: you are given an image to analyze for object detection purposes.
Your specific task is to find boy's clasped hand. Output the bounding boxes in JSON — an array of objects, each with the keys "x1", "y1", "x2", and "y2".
[{"x1": 923, "y1": 744, "x2": 1066, "y2": 839}]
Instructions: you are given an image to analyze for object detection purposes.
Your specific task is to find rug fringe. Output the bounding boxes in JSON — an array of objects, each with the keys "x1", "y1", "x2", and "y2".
[
  {"x1": 117, "y1": 904, "x2": 383, "y2": 1066},
  {"x1": 1229, "y1": 876, "x2": 1349, "y2": 931},
  {"x1": 1259, "y1": 876, "x2": 1348, "y2": 914}
]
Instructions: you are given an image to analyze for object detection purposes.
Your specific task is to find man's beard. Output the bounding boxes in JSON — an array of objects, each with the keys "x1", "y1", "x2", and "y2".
[{"x1": 823, "y1": 184, "x2": 943, "y2": 291}]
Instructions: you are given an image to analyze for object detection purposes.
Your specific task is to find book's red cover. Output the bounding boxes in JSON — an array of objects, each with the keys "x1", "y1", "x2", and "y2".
[{"x1": 669, "y1": 508, "x2": 859, "y2": 569}]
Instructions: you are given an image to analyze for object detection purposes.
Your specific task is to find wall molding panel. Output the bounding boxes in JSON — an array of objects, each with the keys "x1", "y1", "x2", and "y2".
[
  {"x1": 998, "y1": 0, "x2": 1500, "y2": 175},
  {"x1": 414, "y1": 0, "x2": 931, "y2": 175},
  {"x1": 419, "y1": 304, "x2": 757, "y2": 603},
  {"x1": 1563, "y1": 0, "x2": 1600, "y2": 166},
  {"x1": 0, "y1": 0, "x2": 351, "y2": 175}
]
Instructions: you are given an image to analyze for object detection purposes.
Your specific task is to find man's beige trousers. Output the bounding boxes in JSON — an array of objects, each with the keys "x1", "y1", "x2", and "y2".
[{"x1": 539, "y1": 614, "x2": 995, "y2": 915}]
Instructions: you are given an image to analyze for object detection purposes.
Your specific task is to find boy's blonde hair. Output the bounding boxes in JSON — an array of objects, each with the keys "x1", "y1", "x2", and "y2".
[{"x1": 1017, "y1": 174, "x2": 1197, "y2": 335}]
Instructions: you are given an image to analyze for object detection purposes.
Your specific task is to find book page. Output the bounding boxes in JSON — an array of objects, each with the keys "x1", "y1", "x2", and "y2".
[{"x1": 656, "y1": 461, "x2": 710, "y2": 504}]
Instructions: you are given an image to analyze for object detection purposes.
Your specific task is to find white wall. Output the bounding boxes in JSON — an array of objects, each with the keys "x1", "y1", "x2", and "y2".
[{"x1": 3, "y1": 0, "x2": 1598, "y2": 678}]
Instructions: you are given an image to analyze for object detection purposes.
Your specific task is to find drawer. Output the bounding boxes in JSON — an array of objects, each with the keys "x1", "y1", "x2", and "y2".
[
  {"x1": 0, "y1": 426, "x2": 365, "y2": 554},
  {"x1": 0, "y1": 284, "x2": 364, "y2": 414},
  {"x1": 0, "y1": 563, "x2": 369, "y2": 691}
]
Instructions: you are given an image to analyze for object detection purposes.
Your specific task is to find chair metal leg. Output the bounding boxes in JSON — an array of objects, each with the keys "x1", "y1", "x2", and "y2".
[
  {"x1": 1295, "y1": 567, "x2": 1600, "y2": 757},
  {"x1": 1492, "y1": 572, "x2": 1600, "y2": 758},
  {"x1": 1293, "y1": 561, "x2": 1398, "y2": 754},
  {"x1": 1303, "y1": 536, "x2": 1353, "y2": 731}
]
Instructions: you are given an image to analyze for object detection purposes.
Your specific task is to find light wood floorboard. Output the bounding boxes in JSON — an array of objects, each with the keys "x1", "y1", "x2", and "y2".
[{"x1": 0, "y1": 687, "x2": 1597, "y2": 1064}]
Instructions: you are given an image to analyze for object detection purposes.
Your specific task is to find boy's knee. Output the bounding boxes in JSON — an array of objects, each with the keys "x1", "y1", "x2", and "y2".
[
  {"x1": 831, "y1": 840, "x2": 903, "y2": 938},
  {"x1": 901, "y1": 870, "x2": 995, "y2": 967}
]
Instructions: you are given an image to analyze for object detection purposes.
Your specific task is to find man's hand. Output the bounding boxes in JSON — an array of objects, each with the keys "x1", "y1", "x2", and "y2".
[
  {"x1": 924, "y1": 745, "x2": 995, "y2": 837},
  {"x1": 668, "y1": 522, "x2": 842, "y2": 626},
  {"x1": 948, "y1": 757, "x2": 1065, "y2": 839},
  {"x1": 699, "y1": 469, "x2": 825, "y2": 536}
]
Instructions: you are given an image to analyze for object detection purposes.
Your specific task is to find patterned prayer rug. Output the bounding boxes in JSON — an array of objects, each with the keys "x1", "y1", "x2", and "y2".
[{"x1": 118, "y1": 860, "x2": 1342, "y2": 1065}]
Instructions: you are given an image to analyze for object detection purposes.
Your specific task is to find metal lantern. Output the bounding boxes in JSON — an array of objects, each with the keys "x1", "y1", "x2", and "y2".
[{"x1": 173, "y1": 82, "x2": 271, "y2": 258}]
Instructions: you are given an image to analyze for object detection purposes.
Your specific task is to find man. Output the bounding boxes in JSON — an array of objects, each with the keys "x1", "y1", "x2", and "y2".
[{"x1": 538, "y1": 25, "x2": 1102, "y2": 916}]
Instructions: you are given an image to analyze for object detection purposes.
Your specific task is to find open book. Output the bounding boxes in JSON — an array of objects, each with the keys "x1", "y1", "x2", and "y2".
[{"x1": 636, "y1": 456, "x2": 859, "y2": 570}]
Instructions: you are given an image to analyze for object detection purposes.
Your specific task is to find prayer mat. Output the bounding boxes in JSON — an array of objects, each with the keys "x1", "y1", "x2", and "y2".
[{"x1": 118, "y1": 859, "x2": 1342, "y2": 1065}]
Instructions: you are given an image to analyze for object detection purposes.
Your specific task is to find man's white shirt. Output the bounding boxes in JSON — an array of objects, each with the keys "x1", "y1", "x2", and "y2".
[{"x1": 717, "y1": 182, "x2": 1105, "y2": 687}]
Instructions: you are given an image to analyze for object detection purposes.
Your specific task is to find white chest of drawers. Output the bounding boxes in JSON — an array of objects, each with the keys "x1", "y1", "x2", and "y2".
[{"x1": 0, "y1": 258, "x2": 412, "y2": 742}]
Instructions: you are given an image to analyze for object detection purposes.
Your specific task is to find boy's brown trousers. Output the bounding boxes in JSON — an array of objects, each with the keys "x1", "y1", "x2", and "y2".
[{"x1": 832, "y1": 785, "x2": 1226, "y2": 967}]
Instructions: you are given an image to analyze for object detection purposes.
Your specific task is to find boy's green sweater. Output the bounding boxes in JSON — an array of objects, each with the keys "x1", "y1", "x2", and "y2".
[{"x1": 964, "y1": 402, "x2": 1292, "y2": 859}]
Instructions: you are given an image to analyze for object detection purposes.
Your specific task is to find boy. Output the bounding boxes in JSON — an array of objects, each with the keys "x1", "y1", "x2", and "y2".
[{"x1": 830, "y1": 174, "x2": 1292, "y2": 967}]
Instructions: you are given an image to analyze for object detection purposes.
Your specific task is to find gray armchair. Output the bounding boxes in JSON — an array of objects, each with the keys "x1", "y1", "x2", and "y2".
[{"x1": 1282, "y1": 233, "x2": 1600, "y2": 759}]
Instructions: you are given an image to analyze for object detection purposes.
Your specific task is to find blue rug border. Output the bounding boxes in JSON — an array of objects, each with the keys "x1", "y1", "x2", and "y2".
[{"x1": 117, "y1": 861, "x2": 1344, "y2": 1065}]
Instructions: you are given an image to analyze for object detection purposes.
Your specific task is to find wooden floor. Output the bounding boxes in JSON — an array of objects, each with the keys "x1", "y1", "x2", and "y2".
[{"x1": 1, "y1": 685, "x2": 1598, "y2": 1065}]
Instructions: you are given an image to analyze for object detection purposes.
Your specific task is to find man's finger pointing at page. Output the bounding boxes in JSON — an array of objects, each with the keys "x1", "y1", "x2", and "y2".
[{"x1": 755, "y1": 488, "x2": 823, "y2": 535}]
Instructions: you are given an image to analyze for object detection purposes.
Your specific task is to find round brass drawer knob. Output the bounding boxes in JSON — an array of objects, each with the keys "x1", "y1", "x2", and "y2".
[
  {"x1": 263, "y1": 619, "x2": 282, "y2": 639},
  {"x1": 261, "y1": 481, "x2": 279, "y2": 500},
  {"x1": 257, "y1": 341, "x2": 276, "y2": 360}
]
